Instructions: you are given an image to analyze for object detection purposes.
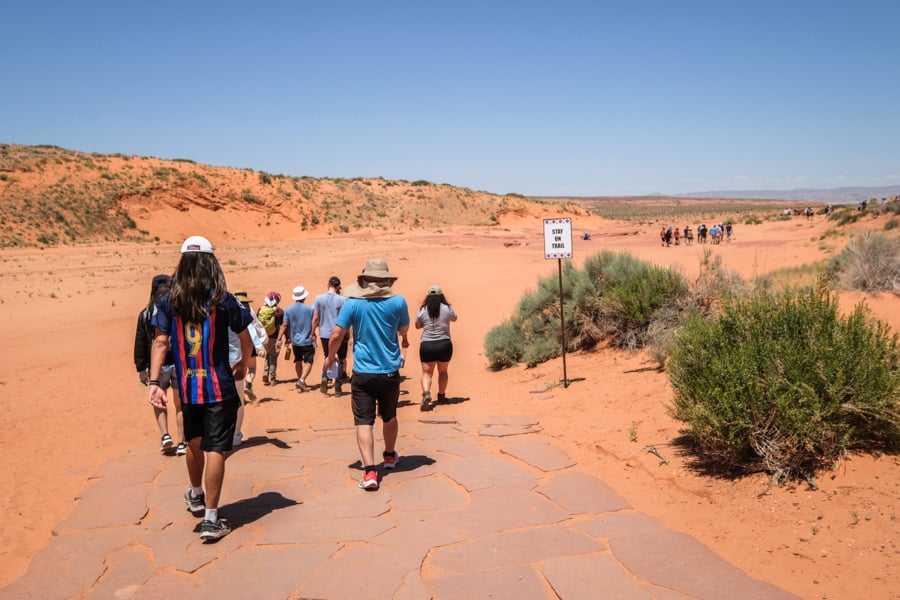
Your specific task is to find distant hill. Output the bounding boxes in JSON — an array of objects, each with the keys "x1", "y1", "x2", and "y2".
[
  {"x1": 0, "y1": 143, "x2": 580, "y2": 248},
  {"x1": 678, "y1": 186, "x2": 900, "y2": 204}
]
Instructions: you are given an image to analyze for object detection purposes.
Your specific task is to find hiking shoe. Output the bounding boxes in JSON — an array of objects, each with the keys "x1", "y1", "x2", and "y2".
[
  {"x1": 296, "y1": 379, "x2": 310, "y2": 392},
  {"x1": 160, "y1": 433, "x2": 175, "y2": 453},
  {"x1": 420, "y1": 392, "x2": 434, "y2": 412},
  {"x1": 437, "y1": 393, "x2": 446, "y2": 404},
  {"x1": 320, "y1": 379, "x2": 328, "y2": 394},
  {"x1": 200, "y1": 518, "x2": 231, "y2": 540},
  {"x1": 184, "y1": 488, "x2": 206, "y2": 516},
  {"x1": 383, "y1": 451, "x2": 399, "y2": 470},
  {"x1": 334, "y1": 385, "x2": 343, "y2": 398},
  {"x1": 358, "y1": 471, "x2": 379, "y2": 491},
  {"x1": 244, "y1": 383, "x2": 256, "y2": 401},
  {"x1": 175, "y1": 442, "x2": 187, "y2": 456},
  {"x1": 261, "y1": 373, "x2": 269, "y2": 385}
]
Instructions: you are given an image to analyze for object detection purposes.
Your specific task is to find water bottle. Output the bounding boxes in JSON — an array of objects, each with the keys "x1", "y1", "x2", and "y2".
[{"x1": 325, "y1": 361, "x2": 340, "y2": 380}]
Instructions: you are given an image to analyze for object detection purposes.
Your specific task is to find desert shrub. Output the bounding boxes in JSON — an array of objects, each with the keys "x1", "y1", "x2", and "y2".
[
  {"x1": 834, "y1": 209, "x2": 862, "y2": 226},
  {"x1": 884, "y1": 217, "x2": 898, "y2": 231},
  {"x1": 829, "y1": 232, "x2": 900, "y2": 292},
  {"x1": 484, "y1": 319, "x2": 526, "y2": 369},
  {"x1": 668, "y1": 289, "x2": 900, "y2": 483},
  {"x1": 484, "y1": 251, "x2": 689, "y2": 369}
]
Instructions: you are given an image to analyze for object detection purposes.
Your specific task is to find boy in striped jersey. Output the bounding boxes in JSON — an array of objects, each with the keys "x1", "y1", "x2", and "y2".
[{"x1": 149, "y1": 235, "x2": 253, "y2": 540}]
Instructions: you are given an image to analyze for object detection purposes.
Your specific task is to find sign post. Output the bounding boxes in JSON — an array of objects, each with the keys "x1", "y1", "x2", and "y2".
[{"x1": 543, "y1": 218, "x2": 573, "y2": 388}]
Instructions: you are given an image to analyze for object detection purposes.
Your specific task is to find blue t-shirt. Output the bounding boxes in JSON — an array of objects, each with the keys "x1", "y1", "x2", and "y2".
[
  {"x1": 151, "y1": 292, "x2": 252, "y2": 405},
  {"x1": 313, "y1": 291, "x2": 345, "y2": 338},
  {"x1": 283, "y1": 301, "x2": 315, "y2": 347},
  {"x1": 336, "y1": 295, "x2": 409, "y2": 374}
]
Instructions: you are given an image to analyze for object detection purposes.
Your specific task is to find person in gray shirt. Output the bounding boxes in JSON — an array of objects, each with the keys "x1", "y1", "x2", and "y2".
[
  {"x1": 312, "y1": 276, "x2": 348, "y2": 396},
  {"x1": 415, "y1": 285, "x2": 458, "y2": 411}
]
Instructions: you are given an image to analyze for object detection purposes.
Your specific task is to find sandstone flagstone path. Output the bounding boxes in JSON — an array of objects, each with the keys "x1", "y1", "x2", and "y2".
[{"x1": 0, "y1": 411, "x2": 800, "y2": 599}]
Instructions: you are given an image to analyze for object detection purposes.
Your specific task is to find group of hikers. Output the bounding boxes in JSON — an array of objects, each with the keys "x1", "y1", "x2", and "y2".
[
  {"x1": 133, "y1": 236, "x2": 459, "y2": 540},
  {"x1": 659, "y1": 222, "x2": 733, "y2": 247}
]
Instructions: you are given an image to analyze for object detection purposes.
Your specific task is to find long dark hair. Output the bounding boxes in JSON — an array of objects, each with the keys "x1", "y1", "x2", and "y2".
[
  {"x1": 169, "y1": 252, "x2": 228, "y2": 324},
  {"x1": 420, "y1": 293, "x2": 449, "y2": 320},
  {"x1": 146, "y1": 274, "x2": 171, "y2": 315}
]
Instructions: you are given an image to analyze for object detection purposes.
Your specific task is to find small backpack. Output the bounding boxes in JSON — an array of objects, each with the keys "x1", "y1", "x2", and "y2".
[{"x1": 257, "y1": 305, "x2": 277, "y2": 336}]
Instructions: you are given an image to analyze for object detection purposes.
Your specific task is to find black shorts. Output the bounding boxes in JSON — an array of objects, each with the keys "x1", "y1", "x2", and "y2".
[
  {"x1": 182, "y1": 395, "x2": 239, "y2": 452},
  {"x1": 420, "y1": 339, "x2": 453, "y2": 363},
  {"x1": 320, "y1": 336, "x2": 349, "y2": 360},
  {"x1": 291, "y1": 344, "x2": 316, "y2": 364},
  {"x1": 350, "y1": 371, "x2": 400, "y2": 426}
]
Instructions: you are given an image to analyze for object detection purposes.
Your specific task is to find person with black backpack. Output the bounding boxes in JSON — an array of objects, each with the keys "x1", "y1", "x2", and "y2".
[{"x1": 133, "y1": 274, "x2": 185, "y2": 455}]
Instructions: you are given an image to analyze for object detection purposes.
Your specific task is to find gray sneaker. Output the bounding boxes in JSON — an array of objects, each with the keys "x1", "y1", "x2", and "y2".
[
  {"x1": 296, "y1": 379, "x2": 310, "y2": 392},
  {"x1": 183, "y1": 487, "x2": 206, "y2": 516},
  {"x1": 200, "y1": 518, "x2": 231, "y2": 540}
]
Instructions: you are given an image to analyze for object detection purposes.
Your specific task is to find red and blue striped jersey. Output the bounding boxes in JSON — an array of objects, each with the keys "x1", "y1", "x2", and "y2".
[{"x1": 151, "y1": 293, "x2": 252, "y2": 405}]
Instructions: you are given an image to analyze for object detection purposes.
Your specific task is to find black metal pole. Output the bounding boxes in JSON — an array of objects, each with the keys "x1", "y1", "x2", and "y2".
[{"x1": 558, "y1": 258, "x2": 568, "y2": 388}]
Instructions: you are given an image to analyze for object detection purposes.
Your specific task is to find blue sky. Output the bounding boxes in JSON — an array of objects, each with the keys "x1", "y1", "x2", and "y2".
[{"x1": 3, "y1": 1, "x2": 899, "y2": 196}]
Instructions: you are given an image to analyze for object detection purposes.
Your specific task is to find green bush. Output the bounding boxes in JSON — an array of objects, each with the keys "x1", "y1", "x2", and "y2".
[
  {"x1": 828, "y1": 232, "x2": 900, "y2": 292},
  {"x1": 483, "y1": 251, "x2": 689, "y2": 368},
  {"x1": 484, "y1": 319, "x2": 526, "y2": 369},
  {"x1": 668, "y1": 289, "x2": 900, "y2": 483}
]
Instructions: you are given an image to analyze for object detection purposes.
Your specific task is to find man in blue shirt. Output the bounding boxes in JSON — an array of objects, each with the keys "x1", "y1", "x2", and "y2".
[
  {"x1": 276, "y1": 285, "x2": 316, "y2": 391},
  {"x1": 325, "y1": 259, "x2": 409, "y2": 491}
]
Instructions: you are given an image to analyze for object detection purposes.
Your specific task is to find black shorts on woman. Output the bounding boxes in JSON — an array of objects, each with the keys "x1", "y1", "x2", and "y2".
[{"x1": 420, "y1": 338, "x2": 453, "y2": 363}]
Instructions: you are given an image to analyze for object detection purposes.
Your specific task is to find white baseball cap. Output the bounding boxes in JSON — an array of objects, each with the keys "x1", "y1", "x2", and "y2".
[{"x1": 180, "y1": 235, "x2": 214, "y2": 254}]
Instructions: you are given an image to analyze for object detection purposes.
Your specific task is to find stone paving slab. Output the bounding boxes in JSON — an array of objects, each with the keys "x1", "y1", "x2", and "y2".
[
  {"x1": 427, "y1": 565, "x2": 553, "y2": 600},
  {"x1": 499, "y1": 436, "x2": 577, "y2": 471},
  {"x1": 542, "y1": 553, "x2": 680, "y2": 600},
  {"x1": 441, "y1": 453, "x2": 538, "y2": 491},
  {"x1": 428, "y1": 525, "x2": 605, "y2": 573},
  {"x1": 83, "y1": 547, "x2": 156, "y2": 600},
  {"x1": 537, "y1": 470, "x2": 632, "y2": 515},
  {"x1": 55, "y1": 479, "x2": 151, "y2": 532},
  {"x1": 579, "y1": 513, "x2": 799, "y2": 600}
]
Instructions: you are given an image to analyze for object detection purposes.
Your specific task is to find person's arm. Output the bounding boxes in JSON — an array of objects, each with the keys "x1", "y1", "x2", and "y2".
[
  {"x1": 233, "y1": 329, "x2": 253, "y2": 380},
  {"x1": 148, "y1": 329, "x2": 169, "y2": 408},
  {"x1": 275, "y1": 321, "x2": 289, "y2": 351},
  {"x1": 324, "y1": 324, "x2": 347, "y2": 372},
  {"x1": 311, "y1": 307, "x2": 320, "y2": 338},
  {"x1": 398, "y1": 324, "x2": 410, "y2": 350},
  {"x1": 134, "y1": 313, "x2": 150, "y2": 383}
]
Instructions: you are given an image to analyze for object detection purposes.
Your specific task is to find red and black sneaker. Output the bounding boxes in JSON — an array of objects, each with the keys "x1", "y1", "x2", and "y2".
[
  {"x1": 383, "y1": 451, "x2": 400, "y2": 470},
  {"x1": 358, "y1": 470, "x2": 379, "y2": 490}
]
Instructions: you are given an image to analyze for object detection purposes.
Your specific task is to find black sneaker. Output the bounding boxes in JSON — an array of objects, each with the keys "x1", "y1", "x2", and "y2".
[
  {"x1": 200, "y1": 518, "x2": 231, "y2": 540},
  {"x1": 183, "y1": 487, "x2": 206, "y2": 516}
]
